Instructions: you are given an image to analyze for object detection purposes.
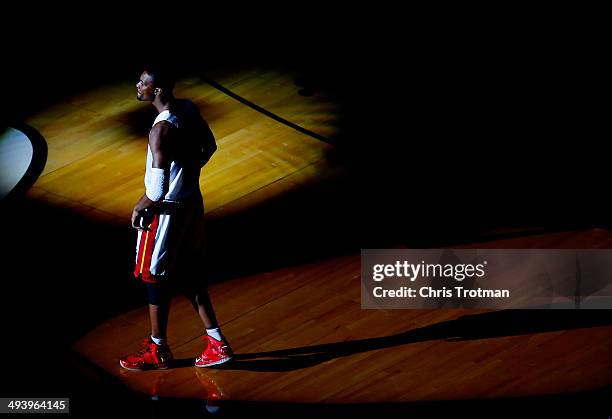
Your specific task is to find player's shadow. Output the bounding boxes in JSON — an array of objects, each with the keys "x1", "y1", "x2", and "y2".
[{"x1": 192, "y1": 309, "x2": 612, "y2": 372}]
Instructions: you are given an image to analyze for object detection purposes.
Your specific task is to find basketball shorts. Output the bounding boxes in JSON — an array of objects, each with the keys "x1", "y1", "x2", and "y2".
[{"x1": 134, "y1": 194, "x2": 205, "y2": 284}]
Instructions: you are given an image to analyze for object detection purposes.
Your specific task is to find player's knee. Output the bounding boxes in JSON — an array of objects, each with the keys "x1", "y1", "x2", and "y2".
[{"x1": 146, "y1": 282, "x2": 172, "y2": 306}]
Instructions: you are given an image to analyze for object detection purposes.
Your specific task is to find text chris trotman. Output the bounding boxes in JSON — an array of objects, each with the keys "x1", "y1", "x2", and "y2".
[
  {"x1": 370, "y1": 259, "x2": 510, "y2": 299},
  {"x1": 362, "y1": 249, "x2": 612, "y2": 309}
]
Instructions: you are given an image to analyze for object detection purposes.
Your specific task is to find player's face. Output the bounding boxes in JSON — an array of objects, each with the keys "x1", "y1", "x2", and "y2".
[{"x1": 136, "y1": 72, "x2": 155, "y2": 101}]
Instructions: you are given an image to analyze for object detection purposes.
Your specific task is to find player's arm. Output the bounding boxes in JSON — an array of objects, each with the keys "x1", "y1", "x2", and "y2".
[{"x1": 131, "y1": 122, "x2": 171, "y2": 229}]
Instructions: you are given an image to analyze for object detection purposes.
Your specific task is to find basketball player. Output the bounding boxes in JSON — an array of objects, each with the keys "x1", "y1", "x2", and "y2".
[{"x1": 119, "y1": 66, "x2": 233, "y2": 370}]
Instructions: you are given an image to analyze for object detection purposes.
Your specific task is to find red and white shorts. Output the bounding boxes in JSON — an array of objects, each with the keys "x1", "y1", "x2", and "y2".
[{"x1": 134, "y1": 195, "x2": 205, "y2": 283}]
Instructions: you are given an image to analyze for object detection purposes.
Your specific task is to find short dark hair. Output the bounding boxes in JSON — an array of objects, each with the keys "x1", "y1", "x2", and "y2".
[{"x1": 143, "y1": 65, "x2": 176, "y2": 92}]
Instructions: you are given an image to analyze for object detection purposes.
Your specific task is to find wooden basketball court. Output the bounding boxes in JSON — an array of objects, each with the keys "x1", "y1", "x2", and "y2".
[{"x1": 17, "y1": 67, "x2": 612, "y2": 408}]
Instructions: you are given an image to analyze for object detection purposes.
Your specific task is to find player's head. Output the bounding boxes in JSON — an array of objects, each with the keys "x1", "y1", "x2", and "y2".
[{"x1": 136, "y1": 65, "x2": 176, "y2": 101}]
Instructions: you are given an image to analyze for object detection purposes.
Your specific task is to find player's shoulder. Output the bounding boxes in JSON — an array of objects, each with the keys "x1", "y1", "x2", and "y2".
[
  {"x1": 151, "y1": 120, "x2": 173, "y2": 135},
  {"x1": 149, "y1": 121, "x2": 174, "y2": 148}
]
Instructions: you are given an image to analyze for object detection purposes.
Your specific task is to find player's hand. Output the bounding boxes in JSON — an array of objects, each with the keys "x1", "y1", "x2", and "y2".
[
  {"x1": 131, "y1": 208, "x2": 150, "y2": 231},
  {"x1": 131, "y1": 208, "x2": 141, "y2": 230}
]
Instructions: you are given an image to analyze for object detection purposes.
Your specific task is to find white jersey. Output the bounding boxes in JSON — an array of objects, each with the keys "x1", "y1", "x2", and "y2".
[
  {"x1": 135, "y1": 109, "x2": 206, "y2": 281},
  {"x1": 144, "y1": 109, "x2": 200, "y2": 201}
]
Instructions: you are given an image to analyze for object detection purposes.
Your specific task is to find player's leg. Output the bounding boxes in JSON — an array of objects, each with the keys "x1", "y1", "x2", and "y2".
[
  {"x1": 148, "y1": 282, "x2": 172, "y2": 339},
  {"x1": 187, "y1": 285, "x2": 218, "y2": 329},
  {"x1": 183, "y1": 284, "x2": 233, "y2": 367},
  {"x1": 119, "y1": 282, "x2": 174, "y2": 370}
]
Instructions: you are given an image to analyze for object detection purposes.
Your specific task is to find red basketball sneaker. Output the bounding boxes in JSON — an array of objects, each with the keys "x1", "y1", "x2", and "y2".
[
  {"x1": 119, "y1": 337, "x2": 173, "y2": 371},
  {"x1": 195, "y1": 335, "x2": 233, "y2": 367}
]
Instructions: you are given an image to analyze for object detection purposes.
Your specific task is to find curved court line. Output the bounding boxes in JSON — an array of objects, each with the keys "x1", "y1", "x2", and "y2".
[
  {"x1": 200, "y1": 75, "x2": 335, "y2": 145},
  {"x1": 0, "y1": 123, "x2": 47, "y2": 205}
]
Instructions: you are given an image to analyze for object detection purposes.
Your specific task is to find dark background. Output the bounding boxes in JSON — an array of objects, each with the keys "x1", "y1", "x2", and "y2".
[
  {"x1": 1, "y1": 11, "x2": 609, "y2": 418},
  {"x1": 2, "y1": 14, "x2": 607, "y2": 234}
]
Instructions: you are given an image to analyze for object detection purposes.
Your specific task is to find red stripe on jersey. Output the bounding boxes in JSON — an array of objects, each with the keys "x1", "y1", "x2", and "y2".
[{"x1": 134, "y1": 214, "x2": 160, "y2": 283}]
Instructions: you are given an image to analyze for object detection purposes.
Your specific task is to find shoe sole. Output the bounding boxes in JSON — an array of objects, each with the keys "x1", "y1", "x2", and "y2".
[
  {"x1": 194, "y1": 356, "x2": 233, "y2": 368},
  {"x1": 119, "y1": 360, "x2": 171, "y2": 371}
]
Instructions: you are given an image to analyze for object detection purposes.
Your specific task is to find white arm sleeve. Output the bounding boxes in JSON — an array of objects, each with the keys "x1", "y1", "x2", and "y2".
[{"x1": 145, "y1": 168, "x2": 166, "y2": 201}]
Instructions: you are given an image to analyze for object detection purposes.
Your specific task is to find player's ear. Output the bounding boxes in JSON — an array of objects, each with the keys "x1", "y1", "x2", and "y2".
[{"x1": 154, "y1": 88, "x2": 161, "y2": 95}]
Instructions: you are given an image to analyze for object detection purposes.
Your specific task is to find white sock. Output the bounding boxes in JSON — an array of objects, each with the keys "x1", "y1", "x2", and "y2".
[
  {"x1": 151, "y1": 335, "x2": 167, "y2": 346},
  {"x1": 206, "y1": 328, "x2": 225, "y2": 342}
]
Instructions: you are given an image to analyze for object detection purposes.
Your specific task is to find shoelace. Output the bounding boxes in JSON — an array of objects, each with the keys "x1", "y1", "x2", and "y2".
[
  {"x1": 198, "y1": 338, "x2": 226, "y2": 357},
  {"x1": 210, "y1": 342, "x2": 229, "y2": 355},
  {"x1": 136, "y1": 339, "x2": 154, "y2": 356}
]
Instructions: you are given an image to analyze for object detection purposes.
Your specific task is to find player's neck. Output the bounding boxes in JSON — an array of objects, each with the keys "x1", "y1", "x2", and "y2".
[{"x1": 153, "y1": 96, "x2": 174, "y2": 114}]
